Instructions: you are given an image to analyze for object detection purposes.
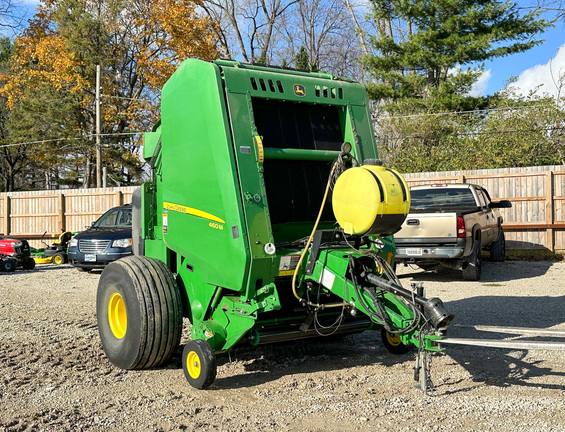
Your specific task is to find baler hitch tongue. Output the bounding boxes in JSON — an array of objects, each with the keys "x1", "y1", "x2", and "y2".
[{"x1": 438, "y1": 325, "x2": 565, "y2": 350}]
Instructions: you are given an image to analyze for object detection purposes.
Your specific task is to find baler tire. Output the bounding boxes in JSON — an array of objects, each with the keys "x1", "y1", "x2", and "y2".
[
  {"x1": 53, "y1": 252, "x2": 67, "y2": 265},
  {"x1": 97, "y1": 255, "x2": 183, "y2": 370},
  {"x1": 462, "y1": 239, "x2": 482, "y2": 281},
  {"x1": 23, "y1": 258, "x2": 36, "y2": 270},
  {"x1": 381, "y1": 329, "x2": 412, "y2": 355},
  {"x1": 182, "y1": 340, "x2": 217, "y2": 389},
  {"x1": 1, "y1": 258, "x2": 17, "y2": 272},
  {"x1": 489, "y1": 231, "x2": 505, "y2": 262}
]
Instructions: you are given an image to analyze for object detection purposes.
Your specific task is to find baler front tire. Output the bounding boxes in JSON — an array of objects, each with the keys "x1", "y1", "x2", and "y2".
[
  {"x1": 182, "y1": 340, "x2": 217, "y2": 389},
  {"x1": 97, "y1": 256, "x2": 182, "y2": 370},
  {"x1": 381, "y1": 329, "x2": 412, "y2": 355}
]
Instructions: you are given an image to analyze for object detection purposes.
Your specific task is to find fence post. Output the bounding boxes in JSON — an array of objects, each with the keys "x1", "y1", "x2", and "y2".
[
  {"x1": 115, "y1": 190, "x2": 123, "y2": 206},
  {"x1": 2, "y1": 195, "x2": 10, "y2": 235},
  {"x1": 58, "y1": 193, "x2": 66, "y2": 231},
  {"x1": 458, "y1": 174, "x2": 466, "y2": 183},
  {"x1": 545, "y1": 171, "x2": 554, "y2": 251}
]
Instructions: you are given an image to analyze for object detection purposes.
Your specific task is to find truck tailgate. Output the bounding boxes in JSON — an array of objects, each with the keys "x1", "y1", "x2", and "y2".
[{"x1": 395, "y1": 213, "x2": 457, "y2": 240}]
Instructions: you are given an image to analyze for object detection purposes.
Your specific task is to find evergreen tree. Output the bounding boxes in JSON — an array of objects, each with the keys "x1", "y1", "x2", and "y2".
[{"x1": 363, "y1": 0, "x2": 549, "y2": 111}]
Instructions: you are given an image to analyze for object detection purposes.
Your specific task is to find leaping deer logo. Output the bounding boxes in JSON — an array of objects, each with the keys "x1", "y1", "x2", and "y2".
[{"x1": 293, "y1": 84, "x2": 306, "y2": 97}]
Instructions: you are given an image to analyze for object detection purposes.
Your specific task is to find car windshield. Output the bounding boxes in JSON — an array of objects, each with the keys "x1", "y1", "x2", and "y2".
[
  {"x1": 93, "y1": 208, "x2": 132, "y2": 228},
  {"x1": 410, "y1": 188, "x2": 476, "y2": 209}
]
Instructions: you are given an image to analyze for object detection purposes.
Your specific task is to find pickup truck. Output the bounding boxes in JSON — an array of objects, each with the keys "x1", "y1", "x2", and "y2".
[{"x1": 394, "y1": 183, "x2": 512, "y2": 281}]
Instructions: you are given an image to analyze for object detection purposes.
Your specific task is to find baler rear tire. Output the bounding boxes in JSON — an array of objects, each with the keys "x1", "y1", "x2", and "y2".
[
  {"x1": 381, "y1": 329, "x2": 412, "y2": 355},
  {"x1": 97, "y1": 255, "x2": 182, "y2": 370},
  {"x1": 182, "y1": 340, "x2": 217, "y2": 389}
]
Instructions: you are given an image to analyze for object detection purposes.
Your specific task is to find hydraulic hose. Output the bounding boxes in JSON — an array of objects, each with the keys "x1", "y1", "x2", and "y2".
[{"x1": 291, "y1": 160, "x2": 338, "y2": 302}]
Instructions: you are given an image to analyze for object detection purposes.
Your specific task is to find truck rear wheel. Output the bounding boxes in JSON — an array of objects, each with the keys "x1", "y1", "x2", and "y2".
[
  {"x1": 489, "y1": 231, "x2": 505, "y2": 262},
  {"x1": 97, "y1": 255, "x2": 182, "y2": 370},
  {"x1": 462, "y1": 239, "x2": 482, "y2": 281},
  {"x1": 182, "y1": 340, "x2": 217, "y2": 389}
]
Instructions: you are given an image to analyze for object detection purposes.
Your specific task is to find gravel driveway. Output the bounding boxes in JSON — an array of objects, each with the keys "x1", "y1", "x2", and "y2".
[{"x1": 1, "y1": 260, "x2": 564, "y2": 431}]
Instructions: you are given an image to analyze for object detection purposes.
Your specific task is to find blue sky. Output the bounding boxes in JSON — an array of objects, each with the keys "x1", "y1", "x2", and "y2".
[{"x1": 478, "y1": 20, "x2": 565, "y2": 97}]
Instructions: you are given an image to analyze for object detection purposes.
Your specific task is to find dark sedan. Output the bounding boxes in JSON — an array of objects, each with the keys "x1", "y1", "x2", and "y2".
[{"x1": 68, "y1": 205, "x2": 133, "y2": 271}]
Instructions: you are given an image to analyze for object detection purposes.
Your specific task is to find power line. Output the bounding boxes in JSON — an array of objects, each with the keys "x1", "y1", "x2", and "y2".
[
  {"x1": 379, "y1": 125, "x2": 565, "y2": 142},
  {"x1": 0, "y1": 131, "x2": 143, "y2": 149},
  {"x1": 376, "y1": 103, "x2": 562, "y2": 121}
]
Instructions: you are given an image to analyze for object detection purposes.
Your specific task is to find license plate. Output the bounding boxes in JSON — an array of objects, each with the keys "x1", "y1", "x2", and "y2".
[
  {"x1": 406, "y1": 248, "x2": 423, "y2": 256},
  {"x1": 85, "y1": 254, "x2": 97, "y2": 262}
]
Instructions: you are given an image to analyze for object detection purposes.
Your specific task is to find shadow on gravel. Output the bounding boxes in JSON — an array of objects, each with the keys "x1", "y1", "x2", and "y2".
[
  {"x1": 170, "y1": 335, "x2": 411, "y2": 390},
  {"x1": 439, "y1": 292, "x2": 565, "y2": 394},
  {"x1": 397, "y1": 260, "x2": 553, "y2": 282}
]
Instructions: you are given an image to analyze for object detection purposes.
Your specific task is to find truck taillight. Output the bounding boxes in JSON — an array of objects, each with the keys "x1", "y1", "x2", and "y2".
[{"x1": 457, "y1": 217, "x2": 465, "y2": 237}]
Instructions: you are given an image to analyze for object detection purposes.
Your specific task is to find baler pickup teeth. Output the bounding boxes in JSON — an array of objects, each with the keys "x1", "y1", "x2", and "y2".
[{"x1": 438, "y1": 325, "x2": 565, "y2": 350}]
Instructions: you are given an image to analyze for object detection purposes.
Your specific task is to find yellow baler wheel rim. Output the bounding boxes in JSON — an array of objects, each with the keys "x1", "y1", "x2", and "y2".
[
  {"x1": 108, "y1": 293, "x2": 127, "y2": 339},
  {"x1": 187, "y1": 351, "x2": 201, "y2": 379},
  {"x1": 385, "y1": 331, "x2": 402, "y2": 347}
]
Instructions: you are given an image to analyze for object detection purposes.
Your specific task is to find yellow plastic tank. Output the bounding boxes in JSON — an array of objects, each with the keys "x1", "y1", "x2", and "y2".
[{"x1": 332, "y1": 161, "x2": 410, "y2": 236}]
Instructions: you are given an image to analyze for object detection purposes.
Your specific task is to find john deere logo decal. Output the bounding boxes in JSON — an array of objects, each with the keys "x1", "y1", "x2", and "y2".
[{"x1": 293, "y1": 84, "x2": 306, "y2": 97}]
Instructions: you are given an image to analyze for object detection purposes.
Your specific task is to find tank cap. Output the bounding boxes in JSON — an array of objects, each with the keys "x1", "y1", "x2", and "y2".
[{"x1": 363, "y1": 159, "x2": 382, "y2": 166}]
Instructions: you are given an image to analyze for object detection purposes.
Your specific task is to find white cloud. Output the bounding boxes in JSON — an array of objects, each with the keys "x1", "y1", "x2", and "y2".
[
  {"x1": 509, "y1": 44, "x2": 565, "y2": 99},
  {"x1": 468, "y1": 69, "x2": 492, "y2": 97}
]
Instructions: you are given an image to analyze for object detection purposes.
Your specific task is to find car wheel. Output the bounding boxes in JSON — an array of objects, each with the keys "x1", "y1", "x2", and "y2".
[
  {"x1": 489, "y1": 231, "x2": 505, "y2": 262},
  {"x1": 462, "y1": 239, "x2": 482, "y2": 281}
]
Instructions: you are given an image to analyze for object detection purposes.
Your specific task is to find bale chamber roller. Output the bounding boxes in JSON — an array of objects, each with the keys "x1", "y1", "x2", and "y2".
[{"x1": 96, "y1": 59, "x2": 454, "y2": 391}]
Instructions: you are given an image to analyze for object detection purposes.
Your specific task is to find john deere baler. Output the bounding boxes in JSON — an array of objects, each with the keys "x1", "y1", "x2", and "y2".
[{"x1": 96, "y1": 59, "x2": 453, "y2": 390}]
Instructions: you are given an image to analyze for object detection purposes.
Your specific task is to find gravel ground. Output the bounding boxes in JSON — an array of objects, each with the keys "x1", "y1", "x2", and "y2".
[{"x1": 1, "y1": 260, "x2": 565, "y2": 431}]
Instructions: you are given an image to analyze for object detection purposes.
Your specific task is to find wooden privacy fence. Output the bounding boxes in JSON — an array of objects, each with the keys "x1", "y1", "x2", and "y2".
[
  {"x1": 403, "y1": 164, "x2": 565, "y2": 251},
  {"x1": 2, "y1": 164, "x2": 565, "y2": 251},
  {"x1": 0, "y1": 187, "x2": 137, "y2": 249}
]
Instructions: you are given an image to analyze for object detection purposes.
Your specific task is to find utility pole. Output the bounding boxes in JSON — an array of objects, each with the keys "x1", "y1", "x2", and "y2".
[{"x1": 96, "y1": 64, "x2": 102, "y2": 188}]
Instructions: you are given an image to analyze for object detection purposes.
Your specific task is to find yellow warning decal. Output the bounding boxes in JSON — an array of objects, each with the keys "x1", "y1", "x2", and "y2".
[
  {"x1": 163, "y1": 202, "x2": 225, "y2": 224},
  {"x1": 254, "y1": 136, "x2": 264, "y2": 163}
]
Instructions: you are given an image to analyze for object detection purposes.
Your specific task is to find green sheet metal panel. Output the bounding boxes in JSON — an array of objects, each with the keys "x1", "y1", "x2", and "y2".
[{"x1": 158, "y1": 59, "x2": 250, "y2": 292}]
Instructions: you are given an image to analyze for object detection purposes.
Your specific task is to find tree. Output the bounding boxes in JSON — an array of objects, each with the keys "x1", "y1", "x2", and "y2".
[
  {"x1": 0, "y1": 0, "x2": 219, "y2": 190},
  {"x1": 200, "y1": 0, "x2": 299, "y2": 64},
  {"x1": 362, "y1": 0, "x2": 550, "y2": 111}
]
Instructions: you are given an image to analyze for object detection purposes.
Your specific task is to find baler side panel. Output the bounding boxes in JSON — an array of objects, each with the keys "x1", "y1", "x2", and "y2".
[{"x1": 158, "y1": 60, "x2": 250, "y2": 292}]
